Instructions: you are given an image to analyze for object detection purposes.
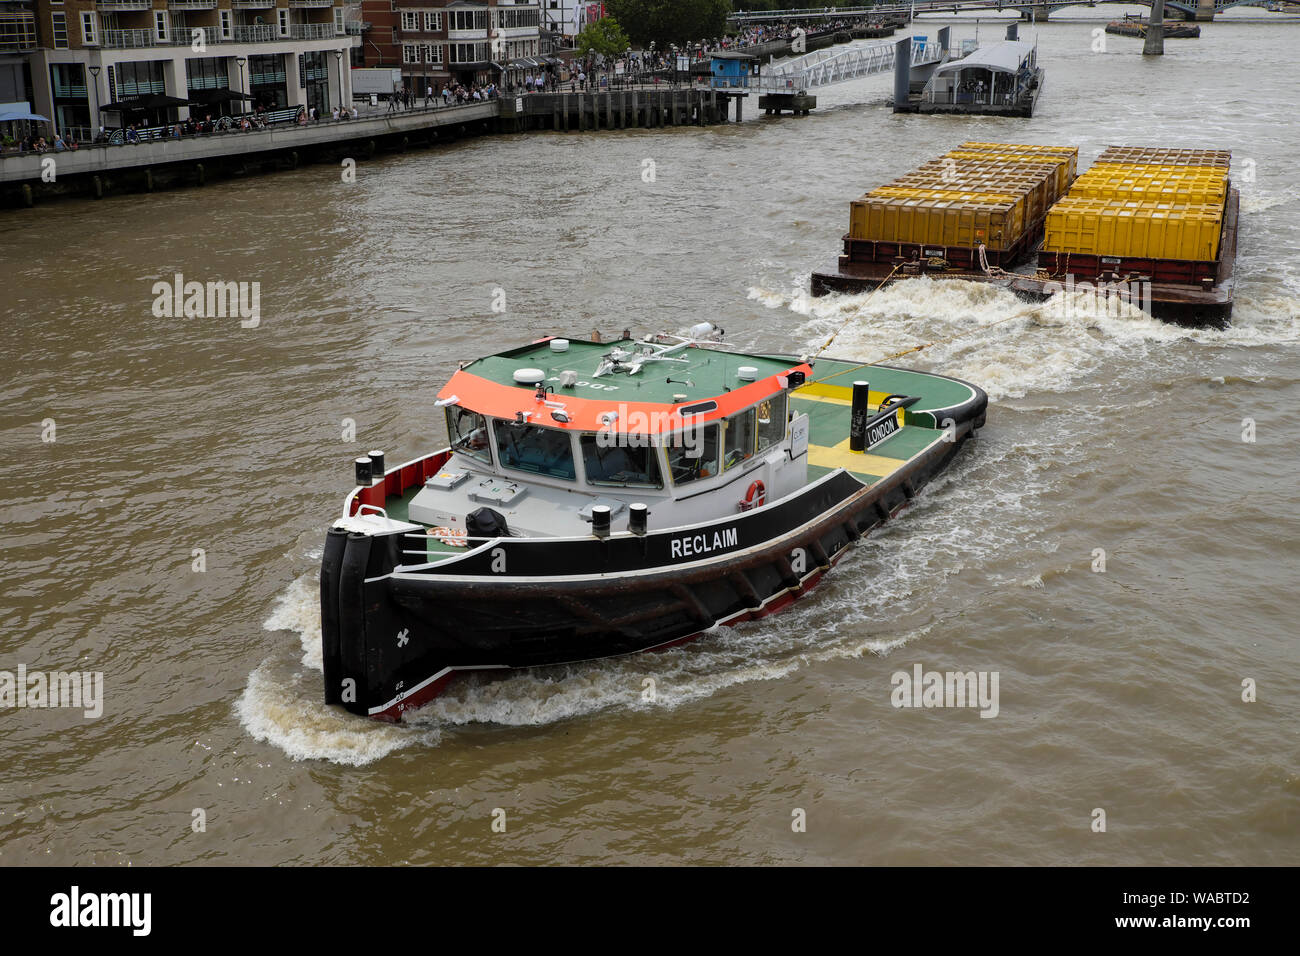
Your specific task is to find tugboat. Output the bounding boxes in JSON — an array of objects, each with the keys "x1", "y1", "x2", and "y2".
[{"x1": 320, "y1": 328, "x2": 987, "y2": 721}]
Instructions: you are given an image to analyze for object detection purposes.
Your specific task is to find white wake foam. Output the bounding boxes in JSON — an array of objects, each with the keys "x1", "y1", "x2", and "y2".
[{"x1": 236, "y1": 663, "x2": 439, "y2": 765}]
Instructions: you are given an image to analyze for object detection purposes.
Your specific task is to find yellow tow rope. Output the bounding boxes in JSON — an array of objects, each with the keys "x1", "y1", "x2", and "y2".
[
  {"x1": 805, "y1": 259, "x2": 1036, "y2": 384},
  {"x1": 808, "y1": 263, "x2": 904, "y2": 362}
]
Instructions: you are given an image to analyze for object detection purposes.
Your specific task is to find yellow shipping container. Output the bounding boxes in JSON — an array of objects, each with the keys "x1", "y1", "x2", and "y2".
[
  {"x1": 953, "y1": 142, "x2": 1078, "y2": 187},
  {"x1": 946, "y1": 151, "x2": 1074, "y2": 196},
  {"x1": 849, "y1": 197, "x2": 1022, "y2": 250},
  {"x1": 1042, "y1": 198, "x2": 1223, "y2": 261},
  {"x1": 1096, "y1": 146, "x2": 1231, "y2": 169},
  {"x1": 1085, "y1": 162, "x2": 1228, "y2": 184},
  {"x1": 903, "y1": 162, "x2": 1056, "y2": 215},
  {"x1": 1069, "y1": 171, "x2": 1227, "y2": 206},
  {"x1": 958, "y1": 141, "x2": 1079, "y2": 159},
  {"x1": 869, "y1": 186, "x2": 1027, "y2": 237}
]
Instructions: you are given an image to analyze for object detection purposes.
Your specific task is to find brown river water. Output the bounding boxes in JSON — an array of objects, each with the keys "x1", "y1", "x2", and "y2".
[{"x1": 1, "y1": 10, "x2": 1297, "y2": 866}]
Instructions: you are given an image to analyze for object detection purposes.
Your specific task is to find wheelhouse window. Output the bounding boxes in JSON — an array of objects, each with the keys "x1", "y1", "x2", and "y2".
[
  {"x1": 580, "y1": 436, "x2": 662, "y2": 488},
  {"x1": 723, "y1": 408, "x2": 756, "y2": 471},
  {"x1": 756, "y1": 392, "x2": 788, "y2": 452},
  {"x1": 494, "y1": 419, "x2": 576, "y2": 480},
  {"x1": 446, "y1": 406, "x2": 491, "y2": 466},
  {"x1": 665, "y1": 423, "x2": 720, "y2": 485}
]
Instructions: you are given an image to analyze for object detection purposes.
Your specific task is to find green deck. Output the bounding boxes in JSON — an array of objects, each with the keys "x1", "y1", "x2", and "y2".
[
  {"x1": 465, "y1": 338, "x2": 802, "y2": 406},
  {"x1": 800, "y1": 356, "x2": 976, "y2": 414}
]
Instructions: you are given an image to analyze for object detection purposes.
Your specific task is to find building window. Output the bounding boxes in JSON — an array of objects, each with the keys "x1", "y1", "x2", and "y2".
[
  {"x1": 80, "y1": 11, "x2": 97, "y2": 46},
  {"x1": 402, "y1": 44, "x2": 417, "y2": 64},
  {"x1": 113, "y1": 60, "x2": 166, "y2": 97},
  {"x1": 400, "y1": 11, "x2": 418, "y2": 31},
  {"x1": 154, "y1": 11, "x2": 169, "y2": 42},
  {"x1": 449, "y1": 42, "x2": 489, "y2": 64},
  {"x1": 51, "y1": 12, "x2": 68, "y2": 48},
  {"x1": 423, "y1": 44, "x2": 441, "y2": 64},
  {"x1": 334, "y1": 8, "x2": 345, "y2": 35},
  {"x1": 220, "y1": 10, "x2": 231, "y2": 40},
  {"x1": 186, "y1": 57, "x2": 230, "y2": 91},
  {"x1": 450, "y1": 10, "x2": 487, "y2": 32},
  {"x1": 497, "y1": 8, "x2": 538, "y2": 28},
  {"x1": 424, "y1": 12, "x2": 442, "y2": 31},
  {"x1": 277, "y1": 9, "x2": 288, "y2": 37}
]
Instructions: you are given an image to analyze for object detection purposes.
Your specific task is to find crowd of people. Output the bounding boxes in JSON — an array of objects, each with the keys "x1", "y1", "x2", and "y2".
[
  {"x1": 384, "y1": 82, "x2": 498, "y2": 112},
  {"x1": 5, "y1": 132, "x2": 79, "y2": 154}
]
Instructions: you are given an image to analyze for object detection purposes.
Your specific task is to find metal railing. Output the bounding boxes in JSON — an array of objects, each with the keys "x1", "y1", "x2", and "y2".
[
  {"x1": 755, "y1": 38, "x2": 941, "y2": 93},
  {"x1": 169, "y1": 0, "x2": 219, "y2": 8},
  {"x1": 96, "y1": 0, "x2": 154, "y2": 9},
  {"x1": 101, "y1": 28, "x2": 157, "y2": 48},
  {"x1": 923, "y1": 87, "x2": 1019, "y2": 107},
  {"x1": 232, "y1": 24, "x2": 275, "y2": 42},
  {"x1": 290, "y1": 22, "x2": 338, "y2": 39},
  {"x1": 230, "y1": 0, "x2": 276, "y2": 6},
  {"x1": 289, "y1": 0, "x2": 337, "y2": 6}
]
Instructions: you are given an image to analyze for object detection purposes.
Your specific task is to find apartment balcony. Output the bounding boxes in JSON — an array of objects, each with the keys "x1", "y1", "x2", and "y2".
[
  {"x1": 231, "y1": 24, "x2": 276, "y2": 42},
  {"x1": 96, "y1": 0, "x2": 154, "y2": 11},
  {"x1": 345, "y1": 21, "x2": 365, "y2": 35},
  {"x1": 230, "y1": 0, "x2": 276, "y2": 7},
  {"x1": 289, "y1": 22, "x2": 337, "y2": 39},
  {"x1": 101, "y1": 28, "x2": 157, "y2": 48},
  {"x1": 289, "y1": 0, "x2": 336, "y2": 7},
  {"x1": 170, "y1": 0, "x2": 218, "y2": 8}
]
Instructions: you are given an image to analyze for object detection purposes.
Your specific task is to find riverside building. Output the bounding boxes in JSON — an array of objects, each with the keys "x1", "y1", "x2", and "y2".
[{"x1": 5, "y1": 0, "x2": 359, "y2": 138}]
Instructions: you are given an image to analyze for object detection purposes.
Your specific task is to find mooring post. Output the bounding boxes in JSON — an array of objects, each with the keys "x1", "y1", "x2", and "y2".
[
  {"x1": 1144, "y1": 0, "x2": 1166, "y2": 55},
  {"x1": 893, "y1": 36, "x2": 912, "y2": 109},
  {"x1": 850, "y1": 381, "x2": 871, "y2": 451}
]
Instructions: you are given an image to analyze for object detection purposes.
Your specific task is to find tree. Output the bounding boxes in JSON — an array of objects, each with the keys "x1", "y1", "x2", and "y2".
[
  {"x1": 606, "y1": 0, "x2": 733, "y2": 48},
  {"x1": 576, "y1": 16, "x2": 632, "y2": 60}
]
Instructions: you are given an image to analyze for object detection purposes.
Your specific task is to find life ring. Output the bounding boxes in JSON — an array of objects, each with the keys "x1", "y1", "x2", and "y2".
[
  {"x1": 428, "y1": 526, "x2": 468, "y2": 547},
  {"x1": 741, "y1": 480, "x2": 766, "y2": 511}
]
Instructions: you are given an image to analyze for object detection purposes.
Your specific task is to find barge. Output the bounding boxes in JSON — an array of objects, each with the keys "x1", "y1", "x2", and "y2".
[
  {"x1": 319, "y1": 330, "x2": 987, "y2": 721},
  {"x1": 1105, "y1": 17, "x2": 1201, "y2": 39},
  {"x1": 811, "y1": 143, "x2": 1238, "y2": 327}
]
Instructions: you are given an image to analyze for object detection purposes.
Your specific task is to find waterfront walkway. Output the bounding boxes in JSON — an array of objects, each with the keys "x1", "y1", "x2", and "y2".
[{"x1": 0, "y1": 101, "x2": 497, "y2": 186}]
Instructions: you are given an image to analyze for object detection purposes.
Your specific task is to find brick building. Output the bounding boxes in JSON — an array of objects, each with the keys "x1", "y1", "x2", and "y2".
[
  {"x1": 2, "y1": 0, "x2": 359, "y2": 137},
  {"x1": 359, "y1": 0, "x2": 540, "y2": 93}
]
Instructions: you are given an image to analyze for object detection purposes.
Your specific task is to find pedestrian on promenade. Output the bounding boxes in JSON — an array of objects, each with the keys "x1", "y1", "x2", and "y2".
[{"x1": 425, "y1": 85, "x2": 433, "y2": 107}]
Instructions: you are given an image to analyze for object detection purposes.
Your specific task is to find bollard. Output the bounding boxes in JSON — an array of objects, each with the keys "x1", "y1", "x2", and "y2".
[{"x1": 849, "y1": 381, "x2": 871, "y2": 451}]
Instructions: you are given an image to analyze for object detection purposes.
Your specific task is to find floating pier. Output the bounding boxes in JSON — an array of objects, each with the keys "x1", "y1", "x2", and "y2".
[{"x1": 894, "y1": 24, "x2": 1043, "y2": 117}]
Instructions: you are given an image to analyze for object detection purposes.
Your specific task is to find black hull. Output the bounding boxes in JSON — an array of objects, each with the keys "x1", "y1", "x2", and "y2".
[{"x1": 321, "y1": 386, "x2": 987, "y2": 721}]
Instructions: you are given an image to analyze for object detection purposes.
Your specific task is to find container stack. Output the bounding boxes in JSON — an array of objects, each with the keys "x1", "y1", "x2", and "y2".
[
  {"x1": 1042, "y1": 147, "x2": 1231, "y2": 276},
  {"x1": 842, "y1": 143, "x2": 1078, "y2": 270}
]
